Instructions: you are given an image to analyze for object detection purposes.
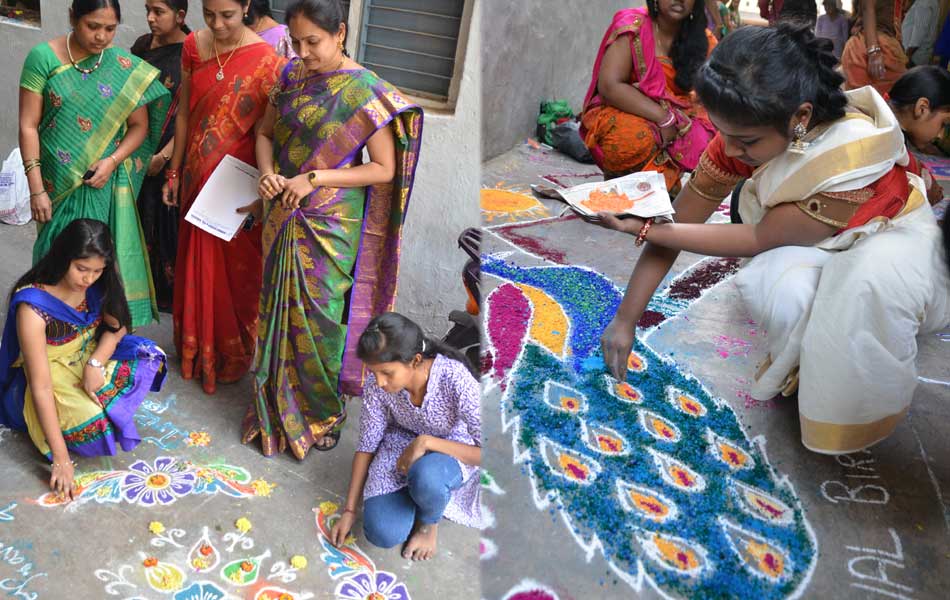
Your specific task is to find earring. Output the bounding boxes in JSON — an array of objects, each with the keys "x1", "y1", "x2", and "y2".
[
  {"x1": 338, "y1": 40, "x2": 344, "y2": 51},
  {"x1": 788, "y1": 122, "x2": 809, "y2": 155}
]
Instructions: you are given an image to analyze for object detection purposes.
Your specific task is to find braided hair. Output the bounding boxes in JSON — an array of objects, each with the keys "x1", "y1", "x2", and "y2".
[
  {"x1": 647, "y1": 0, "x2": 708, "y2": 92},
  {"x1": 695, "y1": 24, "x2": 847, "y2": 135},
  {"x1": 357, "y1": 312, "x2": 478, "y2": 379}
]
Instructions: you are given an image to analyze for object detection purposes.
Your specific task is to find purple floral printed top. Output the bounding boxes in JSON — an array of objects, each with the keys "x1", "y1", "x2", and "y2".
[{"x1": 357, "y1": 354, "x2": 482, "y2": 528}]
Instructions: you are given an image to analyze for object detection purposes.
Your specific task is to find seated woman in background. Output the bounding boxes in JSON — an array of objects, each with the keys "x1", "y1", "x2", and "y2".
[
  {"x1": 580, "y1": 0, "x2": 716, "y2": 191},
  {"x1": 19, "y1": 0, "x2": 170, "y2": 328},
  {"x1": 246, "y1": 0, "x2": 296, "y2": 58},
  {"x1": 131, "y1": 0, "x2": 190, "y2": 312},
  {"x1": 595, "y1": 25, "x2": 950, "y2": 455},
  {"x1": 0, "y1": 220, "x2": 167, "y2": 499}
]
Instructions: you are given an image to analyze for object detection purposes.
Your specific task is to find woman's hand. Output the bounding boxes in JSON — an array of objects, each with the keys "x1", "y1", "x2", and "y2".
[
  {"x1": 82, "y1": 362, "x2": 105, "y2": 405},
  {"x1": 660, "y1": 123, "x2": 678, "y2": 147},
  {"x1": 868, "y1": 52, "x2": 886, "y2": 81},
  {"x1": 84, "y1": 158, "x2": 116, "y2": 189},
  {"x1": 50, "y1": 455, "x2": 77, "y2": 501},
  {"x1": 594, "y1": 212, "x2": 645, "y2": 236},
  {"x1": 602, "y1": 315, "x2": 637, "y2": 380},
  {"x1": 397, "y1": 435, "x2": 429, "y2": 475},
  {"x1": 236, "y1": 197, "x2": 263, "y2": 222},
  {"x1": 147, "y1": 154, "x2": 167, "y2": 177},
  {"x1": 31, "y1": 191, "x2": 52, "y2": 223},
  {"x1": 329, "y1": 510, "x2": 357, "y2": 548},
  {"x1": 278, "y1": 174, "x2": 315, "y2": 209},
  {"x1": 923, "y1": 168, "x2": 944, "y2": 206},
  {"x1": 162, "y1": 179, "x2": 179, "y2": 207},
  {"x1": 258, "y1": 173, "x2": 285, "y2": 201}
]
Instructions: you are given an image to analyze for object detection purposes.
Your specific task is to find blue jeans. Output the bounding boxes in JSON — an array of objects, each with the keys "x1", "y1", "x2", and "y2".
[{"x1": 362, "y1": 452, "x2": 463, "y2": 549}]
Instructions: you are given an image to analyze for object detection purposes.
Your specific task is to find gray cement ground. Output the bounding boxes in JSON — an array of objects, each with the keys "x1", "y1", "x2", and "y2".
[
  {"x1": 0, "y1": 224, "x2": 479, "y2": 599},
  {"x1": 480, "y1": 144, "x2": 950, "y2": 599}
]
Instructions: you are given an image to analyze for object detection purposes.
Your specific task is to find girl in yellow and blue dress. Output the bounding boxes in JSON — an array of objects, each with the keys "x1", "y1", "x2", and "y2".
[{"x1": 0, "y1": 220, "x2": 166, "y2": 499}]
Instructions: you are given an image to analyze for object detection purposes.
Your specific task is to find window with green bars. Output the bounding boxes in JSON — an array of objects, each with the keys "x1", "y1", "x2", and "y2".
[{"x1": 270, "y1": 0, "x2": 468, "y2": 107}]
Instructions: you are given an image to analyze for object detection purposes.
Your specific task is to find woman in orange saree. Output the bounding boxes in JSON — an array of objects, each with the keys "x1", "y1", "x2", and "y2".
[
  {"x1": 842, "y1": 0, "x2": 908, "y2": 95},
  {"x1": 163, "y1": 0, "x2": 284, "y2": 394},
  {"x1": 580, "y1": 0, "x2": 716, "y2": 191}
]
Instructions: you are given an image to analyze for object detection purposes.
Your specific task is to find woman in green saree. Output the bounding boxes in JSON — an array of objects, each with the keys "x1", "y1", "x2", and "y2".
[
  {"x1": 19, "y1": 0, "x2": 171, "y2": 328},
  {"x1": 240, "y1": 0, "x2": 423, "y2": 459}
]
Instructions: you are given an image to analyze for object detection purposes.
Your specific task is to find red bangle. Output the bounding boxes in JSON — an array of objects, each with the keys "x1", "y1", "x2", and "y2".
[
  {"x1": 342, "y1": 507, "x2": 357, "y2": 515},
  {"x1": 165, "y1": 169, "x2": 179, "y2": 180},
  {"x1": 634, "y1": 218, "x2": 654, "y2": 247}
]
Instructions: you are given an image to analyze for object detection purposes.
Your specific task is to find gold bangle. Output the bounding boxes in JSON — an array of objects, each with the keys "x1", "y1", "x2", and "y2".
[{"x1": 108, "y1": 154, "x2": 118, "y2": 167}]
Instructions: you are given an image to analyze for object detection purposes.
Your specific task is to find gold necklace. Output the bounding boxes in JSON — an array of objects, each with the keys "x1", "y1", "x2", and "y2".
[
  {"x1": 66, "y1": 32, "x2": 104, "y2": 75},
  {"x1": 212, "y1": 27, "x2": 247, "y2": 81}
]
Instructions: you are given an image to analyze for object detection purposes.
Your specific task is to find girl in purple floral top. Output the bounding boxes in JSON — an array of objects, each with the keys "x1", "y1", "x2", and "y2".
[{"x1": 329, "y1": 312, "x2": 481, "y2": 561}]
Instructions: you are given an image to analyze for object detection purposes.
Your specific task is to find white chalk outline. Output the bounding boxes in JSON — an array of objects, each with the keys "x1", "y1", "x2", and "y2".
[
  {"x1": 637, "y1": 409, "x2": 682, "y2": 444},
  {"x1": 706, "y1": 428, "x2": 756, "y2": 472},
  {"x1": 482, "y1": 228, "x2": 820, "y2": 599},
  {"x1": 720, "y1": 517, "x2": 795, "y2": 584},
  {"x1": 729, "y1": 479, "x2": 795, "y2": 526},
  {"x1": 616, "y1": 479, "x2": 680, "y2": 524}
]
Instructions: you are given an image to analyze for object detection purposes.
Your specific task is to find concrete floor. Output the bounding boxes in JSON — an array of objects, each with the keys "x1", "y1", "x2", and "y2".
[
  {"x1": 479, "y1": 143, "x2": 950, "y2": 599},
  {"x1": 0, "y1": 223, "x2": 479, "y2": 599}
]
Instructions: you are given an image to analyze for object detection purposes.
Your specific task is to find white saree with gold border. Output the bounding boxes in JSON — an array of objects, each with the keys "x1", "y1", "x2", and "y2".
[{"x1": 730, "y1": 87, "x2": 950, "y2": 454}]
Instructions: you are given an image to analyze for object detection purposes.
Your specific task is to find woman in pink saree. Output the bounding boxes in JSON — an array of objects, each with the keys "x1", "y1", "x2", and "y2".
[{"x1": 581, "y1": 0, "x2": 717, "y2": 190}]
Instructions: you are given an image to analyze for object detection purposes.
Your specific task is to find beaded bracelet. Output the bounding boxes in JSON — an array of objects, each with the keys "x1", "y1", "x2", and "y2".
[{"x1": 634, "y1": 217, "x2": 655, "y2": 247}]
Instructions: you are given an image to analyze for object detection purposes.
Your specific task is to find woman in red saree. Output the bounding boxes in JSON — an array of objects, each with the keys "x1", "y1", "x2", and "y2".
[
  {"x1": 580, "y1": 0, "x2": 716, "y2": 190},
  {"x1": 163, "y1": 0, "x2": 284, "y2": 394}
]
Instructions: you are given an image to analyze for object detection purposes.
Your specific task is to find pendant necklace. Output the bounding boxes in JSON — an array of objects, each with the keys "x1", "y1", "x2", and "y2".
[
  {"x1": 213, "y1": 27, "x2": 247, "y2": 81},
  {"x1": 66, "y1": 32, "x2": 104, "y2": 75}
]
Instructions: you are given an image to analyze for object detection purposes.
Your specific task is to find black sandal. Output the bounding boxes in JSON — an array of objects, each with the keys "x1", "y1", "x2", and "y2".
[
  {"x1": 315, "y1": 418, "x2": 345, "y2": 452},
  {"x1": 315, "y1": 429, "x2": 341, "y2": 451}
]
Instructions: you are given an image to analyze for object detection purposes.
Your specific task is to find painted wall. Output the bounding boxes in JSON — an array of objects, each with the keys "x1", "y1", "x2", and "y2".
[
  {"x1": 394, "y1": 0, "x2": 481, "y2": 334},
  {"x1": 0, "y1": 0, "x2": 479, "y2": 336},
  {"x1": 481, "y1": 0, "x2": 635, "y2": 160}
]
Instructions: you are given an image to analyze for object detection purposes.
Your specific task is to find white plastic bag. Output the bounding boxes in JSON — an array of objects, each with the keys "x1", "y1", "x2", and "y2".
[{"x1": 0, "y1": 148, "x2": 31, "y2": 225}]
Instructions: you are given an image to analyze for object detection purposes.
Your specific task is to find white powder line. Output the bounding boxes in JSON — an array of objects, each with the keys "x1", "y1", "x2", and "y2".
[{"x1": 910, "y1": 419, "x2": 950, "y2": 536}]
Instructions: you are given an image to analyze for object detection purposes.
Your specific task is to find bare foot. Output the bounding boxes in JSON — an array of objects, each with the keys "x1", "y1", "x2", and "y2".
[{"x1": 402, "y1": 522, "x2": 438, "y2": 561}]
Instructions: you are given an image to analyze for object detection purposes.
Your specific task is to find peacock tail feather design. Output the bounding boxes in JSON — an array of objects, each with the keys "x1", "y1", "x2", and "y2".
[{"x1": 482, "y1": 254, "x2": 818, "y2": 599}]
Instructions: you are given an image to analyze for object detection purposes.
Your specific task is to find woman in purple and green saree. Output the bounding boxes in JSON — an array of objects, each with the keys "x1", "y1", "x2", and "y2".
[
  {"x1": 0, "y1": 220, "x2": 166, "y2": 499},
  {"x1": 18, "y1": 0, "x2": 171, "y2": 328},
  {"x1": 240, "y1": 0, "x2": 423, "y2": 459}
]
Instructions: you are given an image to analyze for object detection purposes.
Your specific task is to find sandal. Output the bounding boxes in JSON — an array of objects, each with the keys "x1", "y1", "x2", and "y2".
[
  {"x1": 315, "y1": 429, "x2": 341, "y2": 452},
  {"x1": 315, "y1": 417, "x2": 346, "y2": 452}
]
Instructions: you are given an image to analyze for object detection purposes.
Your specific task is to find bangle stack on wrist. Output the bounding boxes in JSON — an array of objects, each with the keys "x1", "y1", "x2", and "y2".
[
  {"x1": 657, "y1": 111, "x2": 676, "y2": 129},
  {"x1": 23, "y1": 158, "x2": 42, "y2": 175},
  {"x1": 866, "y1": 45, "x2": 882, "y2": 56}
]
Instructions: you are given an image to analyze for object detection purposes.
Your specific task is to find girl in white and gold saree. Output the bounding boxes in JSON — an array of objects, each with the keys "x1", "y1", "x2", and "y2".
[{"x1": 595, "y1": 24, "x2": 950, "y2": 455}]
